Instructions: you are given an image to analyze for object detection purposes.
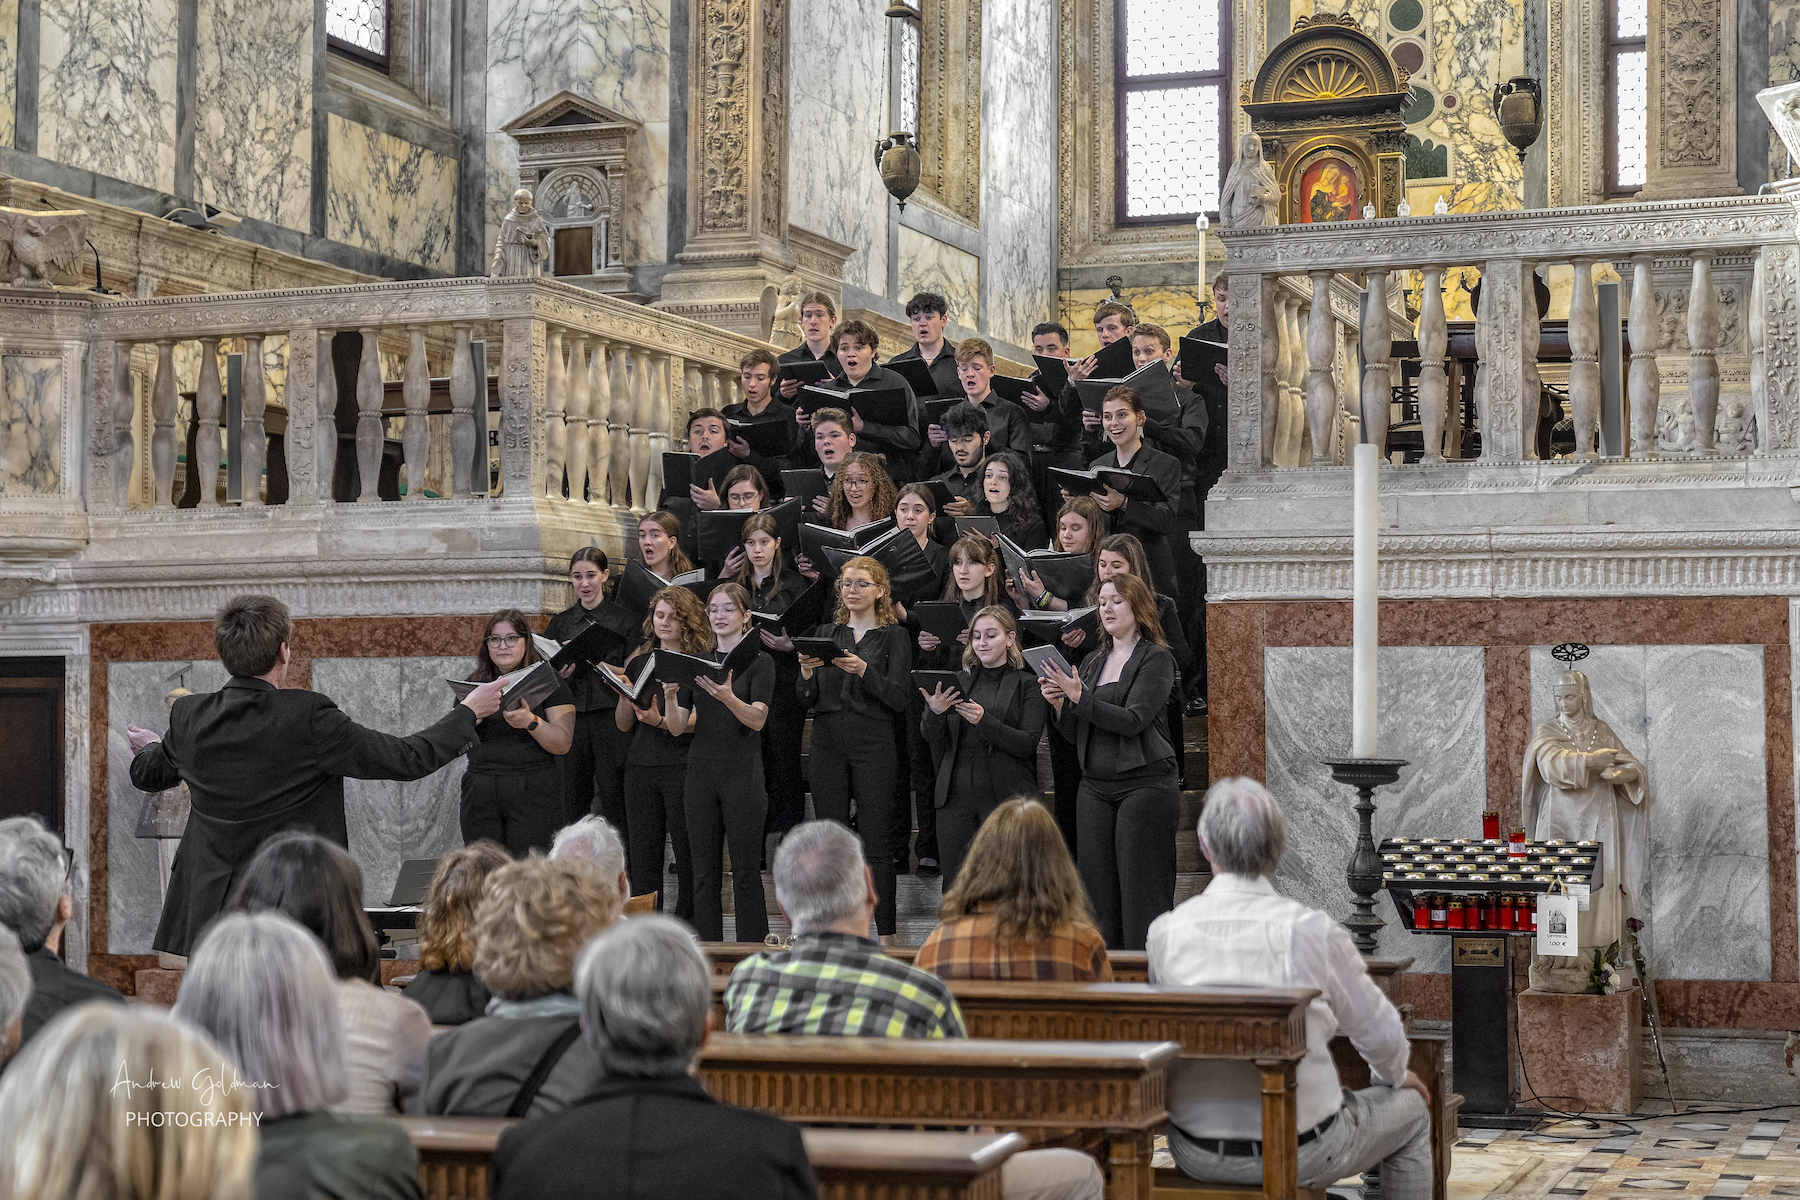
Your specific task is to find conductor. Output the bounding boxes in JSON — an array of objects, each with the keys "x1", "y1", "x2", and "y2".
[{"x1": 125, "y1": 595, "x2": 505, "y2": 960}]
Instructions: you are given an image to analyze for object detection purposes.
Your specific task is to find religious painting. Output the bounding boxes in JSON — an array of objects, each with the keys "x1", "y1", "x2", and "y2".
[{"x1": 1297, "y1": 157, "x2": 1360, "y2": 223}]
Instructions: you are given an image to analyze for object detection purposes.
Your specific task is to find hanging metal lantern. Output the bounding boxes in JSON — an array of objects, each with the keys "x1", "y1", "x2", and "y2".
[
  {"x1": 1492, "y1": 77, "x2": 1544, "y2": 163},
  {"x1": 876, "y1": 132, "x2": 922, "y2": 211}
]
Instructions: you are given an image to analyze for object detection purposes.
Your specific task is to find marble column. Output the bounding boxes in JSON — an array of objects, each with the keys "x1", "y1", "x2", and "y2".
[
  {"x1": 1637, "y1": 0, "x2": 1741, "y2": 200},
  {"x1": 193, "y1": 339, "x2": 222, "y2": 508},
  {"x1": 655, "y1": 0, "x2": 794, "y2": 336}
]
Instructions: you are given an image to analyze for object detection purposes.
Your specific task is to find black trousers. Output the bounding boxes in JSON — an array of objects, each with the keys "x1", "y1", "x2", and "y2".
[
  {"x1": 1139, "y1": 533, "x2": 1181, "y2": 605},
  {"x1": 1171, "y1": 487, "x2": 1204, "y2": 693},
  {"x1": 892, "y1": 698, "x2": 939, "y2": 866},
  {"x1": 461, "y1": 767, "x2": 564, "y2": 858},
  {"x1": 1047, "y1": 722, "x2": 1083, "y2": 859},
  {"x1": 564, "y1": 710, "x2": 631, "y2": 832},
  {"x1": 809, "y1": 711, "x2": 900, "y2": 935},
  {"x1": 625, "y1": 763, "x2": 693, "y2": 920},
  {"x1": 761, "y1": 666, "x2": 808, "y2": 840},
  {"x1": 686, "y1": 755, "x2": 770, "y2": 944},
  {"x1": 936, "y1": 790, "x2": 1004, "y2": 889},
  {"x1": 1077, "y1": 771, "x2": 1180, "y2": 950}
]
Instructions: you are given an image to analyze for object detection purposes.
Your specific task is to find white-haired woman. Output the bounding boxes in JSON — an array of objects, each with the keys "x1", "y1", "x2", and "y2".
[
  {"x1": 0, "y1": 1003, "x2": 257, "y2": 1200},
  {"x1": 174, "y1": 910, "x2": 422, "y2": 1200}
]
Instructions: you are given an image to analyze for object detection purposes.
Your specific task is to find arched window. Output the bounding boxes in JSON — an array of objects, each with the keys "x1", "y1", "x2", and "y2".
[
  {"x1": 1114, "y1": 0, "x2": 1232, "y2": 223},
  {"x1": 1605, "y1": 0, "x2": 1647, "y2": 195},
  {"x1": 327, "y1": 0, "x2": 389, "y2": 71}
]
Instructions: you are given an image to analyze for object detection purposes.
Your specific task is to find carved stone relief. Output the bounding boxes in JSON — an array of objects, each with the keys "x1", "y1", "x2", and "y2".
[
  {"x1": 1639, "y1": 0, "x2": 1741, "y2": 198},
  {"x1": 699, "y1": 0, "x2": 753, "y2": 234}
]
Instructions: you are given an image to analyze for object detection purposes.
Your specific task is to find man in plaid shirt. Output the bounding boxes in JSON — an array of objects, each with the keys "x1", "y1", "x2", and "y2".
[
  {"x1": 722, "y1": 820, "x2": 964, "y2": 1037},
  {"x1": 721, "y1": 820, "x2": 1104, "y2": 1200}
]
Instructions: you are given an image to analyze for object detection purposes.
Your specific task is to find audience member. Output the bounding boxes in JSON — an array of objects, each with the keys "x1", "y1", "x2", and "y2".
[
  {"x1": 549, "y1": 813, "x2": 631, "y2": 899},
  {"x1": 0, "y1": 928, "x2": 28, "y2": 1067},
  {"x1": 226, "y1": 831, "x2": 431, "y2": 1115},
  {"x1": 0, "y1": 815, "x2": 122, "y2": 1049},
  {"x1": 1150, "y1": 778, "x2": 1432, "y2": 1200},
  {"x1": 493, "y1": 915, "x2": 818, "y2": 1200},
  {"x1": 723, "y1": 820, "x2": 1103, "y2": 1200},
  {"x1": 175, "y1": 910, "x2": 421, "y2": 1200},
  {"x1": 420, "y1": 857, "x2": 622, "y2": 1118},
  {"x1": 916, "y1": 798, "x2": 1109, "y2": 980},
  {"x1": 0, "y1": 1004, "x2": 258, "y2": 1200},
  {"x1": 402, "y1": 840, "x2": 513, "y2": 1025}
]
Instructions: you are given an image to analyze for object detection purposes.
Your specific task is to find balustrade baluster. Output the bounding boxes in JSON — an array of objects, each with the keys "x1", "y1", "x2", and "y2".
[
  {"x1": 628, "y1": 351, "x2": 652, "y2": 512},
  {"x1": 1274, "y1": 295, "x2": 1301, "y2": 467},
  {"x1": 1249, "y1": 277, "x2": 1278, "y2": 467},
  {"x1": 1751, "y1": 251, "x2": 1768, "y2": 457},
  {"x1": 1417, "y1": 268, "x2": 1448, "y2": 463},
  {"x1": 1521, "y1": 264, "x2": 1542, "y2": 459},
  {"x1": 545, "y1": 328, "x2": 567, "y2": 498},
  {"x1": 402, "y1": 325, "x2": 430, "y2": 502},
  {"x1": 241, "y1": 334, "x2": 267, "y2": 507},
  {"x1": 1687, "y1": 251, "x2": 1720, "y2": 453},
  {"x1": 648, "y1": 356, "x2": 672, "y2": 504},
  {"x1": 1472, "y1": 269, "x2": 1492, "y2": 457},
  {"x1": 194, "y1": 338, "x2": 222, "y2": 507},
  {"x1": 1360, "y1": 271, "x2": 1393, "y2": 458},
  {"x1": 610, "y1": 343, "x2": 632, "y2": 507},
  {"x1": 316, "y1": 331, "x2": 338, "y2": 498},
  {"x1": 1305, "y1": 272, "x2": 1337, "y2": 466},
  {"x1": 565, "y1": 336, "x2": 592, "y2": 504},
  {"x1": 1627, "y1": 255, "x2": 1661, "y2": 459},
  {"x1": 449, "y1": 323, "x2": 476, "y2": 499},
  {"x1": 356, "y1": 327, "x2": 383, "y2": 502},
  {"x1": 589, "y1": 339, "x2": 612, "y2": 505},
  {"x1": 151, "y1": 339, "x2": 177, "y2": 508},
  {"x1": 1568, "y1": 259, "x2": 1602, "y2": 459}
]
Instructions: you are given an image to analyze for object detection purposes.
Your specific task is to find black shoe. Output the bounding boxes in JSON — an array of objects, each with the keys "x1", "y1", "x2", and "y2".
[
  {"x1": 917, "y1": 858, "x2": 941, "y2": 877},
  {"x1": 1184, "y1": 695, "x2": 1208, "y2": 717}
]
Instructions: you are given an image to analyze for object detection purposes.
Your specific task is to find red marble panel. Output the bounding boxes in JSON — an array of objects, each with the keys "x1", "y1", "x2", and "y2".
[
  {"x1": 1654, "y1": 980, "x2": 1800, "y2": 1029},
  {"x1": 1485, "y1": 645, "x2": 1530, "y2": 829},
  {"x1": 1206, "y1": 602, "x2": 1266, "y2": 784},
  {"x1": 1767, "y1": 648, "x2": 1796, "y2": 984},
  {"x1": 1401, "y1": 972, "x2": 1451, "y2": 1022}
]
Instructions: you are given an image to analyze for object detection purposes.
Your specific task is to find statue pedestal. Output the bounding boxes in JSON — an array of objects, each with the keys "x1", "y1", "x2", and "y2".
[{"x1": 1517, "y1": 986, "x2": 1644, "y2": 1114}]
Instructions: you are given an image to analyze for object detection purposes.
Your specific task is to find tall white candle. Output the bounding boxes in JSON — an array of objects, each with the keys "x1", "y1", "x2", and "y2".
[
  {"x1": 1352, "y1": 441, "x2": 1379, "y2": 757},
  {"x1": 1196, "y1": 215, "x2": 1209, "y2": 302}
]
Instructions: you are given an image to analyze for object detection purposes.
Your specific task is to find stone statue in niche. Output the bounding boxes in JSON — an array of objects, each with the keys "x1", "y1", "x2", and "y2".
[
  {"x1": 769, "y1": 273, "x2": 804, "y2": 349},
  {"x1": 1219, "y1": 134, "x2": 1281, "y2": 229},
  {"x1": 1520, "y1": 670, "x2": 1649, "y2": 993},
  {"x1": 489, "y1": 188, "x2": 551, "y2": 278},
  {"x1": 0, "y1": 206, "x2": 87, "y2": 287}
]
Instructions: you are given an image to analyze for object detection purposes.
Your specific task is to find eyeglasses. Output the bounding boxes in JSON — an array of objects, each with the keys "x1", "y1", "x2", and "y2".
[
  {"x1": 706, "y1": 605, "x2": 742, "y2": 616},
  {"x1": 838, "y1": 579, "x2": 877, "y2": 590},
  {"x1": 486, "y1": 634, "x2": 524, "y2": 648}
]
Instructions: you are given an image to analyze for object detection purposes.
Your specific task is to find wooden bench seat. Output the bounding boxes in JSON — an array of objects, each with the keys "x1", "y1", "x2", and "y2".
[
  {"x1": 698, "y1": 1033, "x2": 1177, "y2": 1200},
  {"x1": 399, "y1": 1116, "x2": 1027, "y2": 1200}
]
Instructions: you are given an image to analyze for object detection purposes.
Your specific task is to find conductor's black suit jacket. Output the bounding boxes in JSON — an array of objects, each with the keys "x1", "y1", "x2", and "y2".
[{"x1": 129, "y1": 676, "x2": 478, "y2": 956}]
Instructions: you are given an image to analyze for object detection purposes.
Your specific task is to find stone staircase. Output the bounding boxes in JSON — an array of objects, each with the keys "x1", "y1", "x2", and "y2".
[{"x1": 687, "y1": 709, "x2": 1213, "y2": 945}]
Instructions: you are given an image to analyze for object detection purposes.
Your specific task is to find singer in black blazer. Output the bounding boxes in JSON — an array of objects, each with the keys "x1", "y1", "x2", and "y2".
[{"x1": 919, "y1": 662, "x2": 1046, "y2": 885}]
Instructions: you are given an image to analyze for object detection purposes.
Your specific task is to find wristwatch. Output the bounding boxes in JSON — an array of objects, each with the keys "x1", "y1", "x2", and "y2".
[{"x1": 527, "y1": 717, "x2": 539, "y2": 731}]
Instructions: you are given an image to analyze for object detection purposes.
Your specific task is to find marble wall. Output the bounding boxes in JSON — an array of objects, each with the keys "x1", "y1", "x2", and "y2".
[
  {"x1": 0, "y1": 0, "x2": 16, "y2": 148},
  {"x1": 37, "y1": 0, "x2": 180, "y2": 193},
  {"x1": 1060, "y1": 287, "x2": 1205, "y2": 358},
  {"x1": 788, "y1": 0, "x2": 892, "y2": 295},
  {"x1": 326, "y1": 115, "x2": 458, "y2": 272},
  {"x1": 105, "y1": 659, "x2": 229, "y2": 954},
  {"x1": 0, "y1": 355, "x2": 62, "y2": 496},
  {"x1": 981, "y1": 0, "x2": 1059, "y2": 348},
  {"x1": 486, "y1": 0, "x2": 671, "y2": 270},
  {"x1": 314, "y1": 657, "x2": 472, "y2": 907},
  {"x1": 898, "y1": 227, "x2": 980, "y2": 328},
  {"x1": 1264, "y1": 646, "x2": 1489, "y2": 972},
  {"x1": 1527, "y1": 645, "x2": 1772, "y2": 983},
  {"x1": 194, "y1": 0, "x2": 314, "y2": 232}
]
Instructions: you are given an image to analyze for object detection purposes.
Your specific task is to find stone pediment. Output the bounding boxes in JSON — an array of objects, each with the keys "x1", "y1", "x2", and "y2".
[{"x1": 502, "y1": 91, "x2": 639, "y2": 134}]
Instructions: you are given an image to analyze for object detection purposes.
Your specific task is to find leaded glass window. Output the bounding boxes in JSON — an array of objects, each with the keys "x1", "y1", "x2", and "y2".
[
  {"x1": 328, "y1": 0, "x2": 388, "y2": 69},
  {"x1": 1115, "y1": 0, "x2": 1231, "y2": 223},
  {"x1": 1607, "y1": 0, "x2": 1647, "y2": 194}
]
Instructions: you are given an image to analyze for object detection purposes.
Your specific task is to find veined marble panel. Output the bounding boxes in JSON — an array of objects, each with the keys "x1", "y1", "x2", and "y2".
[
  {"x1": 486, "y1": 0, "x2": 671, "y2": 270},
  {"x1": 981, "y1": 0, "x2": 1056, "y2": 348},
  {"x1": 1264, "y1": 646, "x2": 1488, "y2": 972},
  {"x1": 788, "y1": 0, "x2": 890, "y2": 294},
  {"x1": 1527, "y1": 645, "x2": 1770, "y2": 983},
  {"x1": 0, "y1": 0, "x2": 16, "y2": 148},
  {"x1": 313, "y1": 656, "x2": 472, "y2": 907},
  {"x1": 38, "y1": 0, "x2": 179, "y2": 192},
  {"x1": 1059, "y1": 288, "x2": 1203, "y2": 358},
  {"x1": 105, "y1": 660, "x2": 230, "y2": 955},
  {"x1": 0, "y1": 355, "x2": 62, "y2": 496},
  {"x1": 326, "y1": 115, "x2": 457, "y2": 271},
  {"x1": 898, "y1": 227, "x2": 979, "y2": 328},
  {"x1": 194, "y1": 0, "x2": 313, "y2": 231}
]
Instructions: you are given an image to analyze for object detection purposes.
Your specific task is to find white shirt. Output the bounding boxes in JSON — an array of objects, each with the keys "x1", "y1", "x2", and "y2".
[
  {"x1": 1146, "y1": 873, "x2": 1410, "y2": 1139},
  {"x1": 330, "y1": 977, "x2": 432, "y2": 1115}
]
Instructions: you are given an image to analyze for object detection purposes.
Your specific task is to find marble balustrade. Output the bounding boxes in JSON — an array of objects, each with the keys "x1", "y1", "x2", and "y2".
[{"x1": 1220, "y1": 195, "x2": 1800, "y2": 468}]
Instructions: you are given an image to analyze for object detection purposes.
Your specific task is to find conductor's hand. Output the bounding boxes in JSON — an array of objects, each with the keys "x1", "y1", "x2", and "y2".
[
  {"x1": 503, "y1": 702, "x2": 539, "y2": 730},
  {"x1": 1401, "y1": 1070, "x2": 1430, "y2": 1107},
  {"x1": 461, "y1": 678, "x2": 506, "y2": 719},
  {"x1": 127, "y1": 724, "x2": 162, "y2": 754}
]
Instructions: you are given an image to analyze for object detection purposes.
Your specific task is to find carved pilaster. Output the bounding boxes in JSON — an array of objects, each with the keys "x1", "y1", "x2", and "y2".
[
  {"x1": 500, "y1": 318, "x2": 549, "y2": 500},
  {"x1": 1227, "y1": 273, "x2": 1273, "y2": 469},
  {"x1": 657, "y1": 0, "x2": 793, "y2": 338},
  {"x1": 285, "y1": 328, "x2": 321, "y2": 504},
  {"x1": 1638, "y1": 0, "x2": 1741, "y2": 200}
]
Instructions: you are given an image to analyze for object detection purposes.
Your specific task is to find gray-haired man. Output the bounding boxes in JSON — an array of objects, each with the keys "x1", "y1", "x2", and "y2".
[
  {"x1": 550, "y1": 814, "x2": 631, "y2": 901},
  {"x1": 0, "y1": 816, "x2": 123, "y2": 1049},
  {"x1": 0, "y1": 927, "x2": 29, "y2": 1065},
  {"x1": 1147, "y1": 777, "x2": 1432, "y2": 1199}
]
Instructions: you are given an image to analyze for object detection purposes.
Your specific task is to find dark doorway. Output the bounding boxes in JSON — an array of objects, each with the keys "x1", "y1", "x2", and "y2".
[
  {"x1": 0, "y1": 657, "x2": 64, "y2": 833},
  {"x1": 554, "y1": 227, "x2": 593, "y2": 277}
]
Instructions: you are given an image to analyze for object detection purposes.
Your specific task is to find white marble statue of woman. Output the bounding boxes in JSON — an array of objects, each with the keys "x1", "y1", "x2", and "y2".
[
  {"x1": 1219, "y1": 134, "x2": 1281, "y2": 229},
  {"x1": 490, "y1": 188, "x2": 551, "y2": 278},
  {"x1": 770, "y1": 273, "x2": 804, "y2": 349},
  {"x1": 1520, "y1": 670, "x2": 1649, "y2": 992}
]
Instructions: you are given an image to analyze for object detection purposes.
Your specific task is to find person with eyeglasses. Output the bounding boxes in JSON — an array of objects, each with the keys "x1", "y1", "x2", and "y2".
[{"x1": 462, "y1": 609, "x2": 578, "y2": 856}]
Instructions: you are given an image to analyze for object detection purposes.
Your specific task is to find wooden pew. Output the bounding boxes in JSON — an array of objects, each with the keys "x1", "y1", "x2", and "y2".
[
  {"x1": 399, "y1": 1116, "x2": 1027, "y2": 1200},
  {"x1": 698, "y1": 1033, "x2": 1177, "y2": 1200}
]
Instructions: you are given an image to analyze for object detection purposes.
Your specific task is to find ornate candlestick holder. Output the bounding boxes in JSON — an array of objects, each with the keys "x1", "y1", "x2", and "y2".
[{"x1": 1322, "y1": 757, "x2": 1409, "y2": 953}]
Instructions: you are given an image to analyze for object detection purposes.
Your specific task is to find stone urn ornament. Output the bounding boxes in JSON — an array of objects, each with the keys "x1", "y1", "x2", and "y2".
[
  {"x1": 877, "y1": 132, "x2": 922, "y2": 211},
  {"x1": 1492, "y1": 77, "x2": 1545, "y2": 163}
]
